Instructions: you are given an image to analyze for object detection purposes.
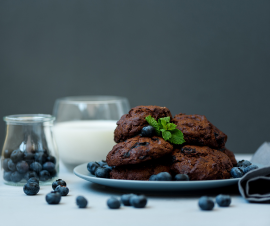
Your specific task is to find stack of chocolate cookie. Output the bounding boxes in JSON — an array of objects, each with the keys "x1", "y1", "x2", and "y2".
[{"x1": 106, "y1": 106, "x2": 237, "y2": 181}]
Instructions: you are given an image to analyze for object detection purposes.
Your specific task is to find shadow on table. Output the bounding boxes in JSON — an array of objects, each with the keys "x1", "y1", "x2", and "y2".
[{"x1": 82, "y1": 182, "x2": 240, "y2": 198}]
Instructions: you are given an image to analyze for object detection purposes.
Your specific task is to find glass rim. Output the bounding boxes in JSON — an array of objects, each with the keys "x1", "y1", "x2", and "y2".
[
  {"x1": 55, "y1": 95, "x2": 128, "y2": 104},
  {"x1": 3, "y1": 114, "x2": 55, "y2": 123}
]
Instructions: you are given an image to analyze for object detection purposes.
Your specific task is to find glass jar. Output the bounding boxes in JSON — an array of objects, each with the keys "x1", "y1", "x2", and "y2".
[{"x1": 1, "y1": 114, "x2": 59, "y2": 186}]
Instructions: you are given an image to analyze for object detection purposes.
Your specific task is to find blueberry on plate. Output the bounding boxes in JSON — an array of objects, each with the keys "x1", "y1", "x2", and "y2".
[
  {"x1": 39, "y1": 170, "x2": 52, "y2": 181},
  {"x1": 76, "y1": 196, "x2": 88, "y2": 208},
  {"x1": 47, "y1": 156, "x2": 56, "y2": 164},
  {"x1": 243, "y1": 165, "x2": 258, "y2": 174},
  {"x1": 7, "y1": 159, "x2": 16, "y2": 172},
  {"x1": 24, "y1": 171, "x2": 38, "y2": 181},
  {"x1": 43, "y1": 162, "x2": 55, "y2": 172},
  {"x1": 237, "y1": 160, "x2": 252, "y2": 168},
  {"x1": 3, "y1": 171, "x2": 12, "y2": 181},
  {"x1": 175, "y1": 174, "x2": 189, "y2": 181},
  {"x1": 198, "y1": 196, "x2": 215, "y2": 210},
  {"x1": 130, "y1": 195, "x2": 147, "y2": 208},
  {"x1": 216, "y1": 194, "x2": 231, "y2": 207},
  {"x1": 87, "y1": 162, "x2": 100, "y2": 175},
  {"x1": 28, "y1": 177, "x2": 39, "y2": 184},
  {"x1": 55, "y1": 185, "x2": 69, "y2": 196},
  {"x1": 10, "y1": 171, "x2": 24, "y2": 183},
  {"x1": 97, "y1": 160, "x2": 107, "y2": 167},
  {"x1": 230, "y1": 167, "x2": 244, "y2": 178},
  {"x1": 4, "y1": 149, "x2": 13, "y2": 158},
  {"x1": 46, "y1": 191, "x2": 61, "y2": 204},
  {"x1": 121, "y1": 194, "x2": 136, "y2": 206},
  {"x1": 95, "y1": 167, "x2": 111, "y2": 178},
  {"x1": 10, "y1": 149, "x2": 24, "y2": 163},
  {"x1": 30, "y1": 162, "x2": 42, "y2": 173},
  {"x1": 52, "y1": 179, "x2": 67, "y2": 190},
  {"x1": 149, "y1": 175, "x2": 158, "y2": 181},
  {"x1": 23, "y1": 182, "x2": 40, "y2": 195},
  {"x1": 141, "y1": 125, "x2": 155, "y2": 137},
  {"x1": 107, "y1": 197, "x2": 121, "y2": 209},
  {"x1": 16, "y1": 161, "x2": 29, "y2": 174},
  {"x1": 155, "y1": 172, "x2": 172, "y2": 181}
]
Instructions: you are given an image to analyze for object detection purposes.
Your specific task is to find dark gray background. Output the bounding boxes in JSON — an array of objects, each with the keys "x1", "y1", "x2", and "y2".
[{"x1": 0, "y1": 1, "x2": 270, "y2": 154}]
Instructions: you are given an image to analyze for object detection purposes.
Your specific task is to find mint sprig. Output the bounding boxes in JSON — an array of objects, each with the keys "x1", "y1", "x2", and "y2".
[{"x1": 145, "y1": 115, "x2": 185, "y2": 145}]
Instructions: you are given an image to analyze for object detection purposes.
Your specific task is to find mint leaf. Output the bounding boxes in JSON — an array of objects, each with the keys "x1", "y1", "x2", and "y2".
[
  {"x1": 162, "y1": 130, "x2": 172, "y2": 141},
  {"x1": 166, "y1": 123, "x2": 177, "y2": 131},
  {"x1": 145, "y1": 115, "x2": 160, "y2": 135},
  {"x1": 168, "y1": 129, "x2": 185, "y2": 145}
]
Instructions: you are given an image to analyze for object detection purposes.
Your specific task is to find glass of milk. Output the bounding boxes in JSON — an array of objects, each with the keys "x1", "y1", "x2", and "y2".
[{"x1": 52, "y1": 96, "x2": 130, "y2": 170}]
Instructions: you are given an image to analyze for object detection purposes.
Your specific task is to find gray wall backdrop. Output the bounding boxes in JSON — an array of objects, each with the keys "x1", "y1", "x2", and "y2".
[{"x1": 0, "y1": 1, "x2": 270, "y2": 154}]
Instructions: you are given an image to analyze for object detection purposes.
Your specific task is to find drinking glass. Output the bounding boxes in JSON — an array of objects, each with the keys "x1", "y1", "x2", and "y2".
[{"x1": 52, "y1": 96, "x2": 130, "y2": 170}]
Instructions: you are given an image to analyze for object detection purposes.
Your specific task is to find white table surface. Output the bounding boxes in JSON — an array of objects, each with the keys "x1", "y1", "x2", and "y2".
[{"x1": 1, "y1": 154, "x2": 269, "y2": 226}]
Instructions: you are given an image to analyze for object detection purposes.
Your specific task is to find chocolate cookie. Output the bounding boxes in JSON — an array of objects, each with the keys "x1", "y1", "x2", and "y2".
[
  {"x1": 106, "y1": 135, "x2": 173, "y2": 167},
  {"x1": 114, "y1": 105, "x2": 172, "y2": 143},
  {"x1": 172, "y1": 113, "x2": 227, "y2": 149},
  {"x1": 220, "y1": 147, "x2": 237, "y2": 166},
  {"x1": 171, "y1": 145, "x2": 233, "y2": 180},
  {"x1": 110, "y1": 161, "x2": 171, "y2": 180}
]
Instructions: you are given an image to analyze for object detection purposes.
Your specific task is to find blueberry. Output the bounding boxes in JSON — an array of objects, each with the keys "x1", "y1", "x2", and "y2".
[
  {"x1": 130, "y1": 195, "x2": 147, "y2": 208},
  {"x1": 43, "y1": 162, "x2": 55, "y2": 172},
  {"x1": 155, "y1": 172, "x2": 172, "y2": 181},
  {"x1": 47, "y1": 156, "x2": 56, "y2": 164},
  {"x1": 52, "y1": 179, "x2": 67, "y2": 190},
  {"x1": 50, "y1": 169, "x2": 57, "y2": 177},
  {"x1": 10, "y1": 149, "x2": 24, "y2": 163},
  {"x1": 28, "y1": 177, "x2": 39, "y2": 184},
  {"x1": 24, "y1": 152, "x2": 35, "y2": 161},
  {"x1": 4, "y1": 171, "x2": 12, "y2": 181},
  {"x1": 30, "y1": 162, "x2": 42, "y2": 173},
  {"x1": 243, "y1": 165, "x2": 259, "y2": 174},
  {"x1": 23, "y1": 182, "x2": 40, "y2": 195},
  {"x1": 4, "y1": 149, "x2": 13, "y2": 158},
  {"x1": 121, "y1": 194, "x2": 136, "y2": 206},
  {"x1": 76, "y1": 196, "x2": 88, "y2": 208},
  {"x1": 3, "y1": 158, "x2": 10, "y2": 171},
  {"x1": 34, "y1": 152, "x2": 47, "y2": 164},
  {"x1": 141, "y1": 125, "x2": 155, "y2": 137},
  {"x1": 149, "y1": 175, "x2": 158, "y2": 181},
  {"x1": 24, "y1": 171, "x2": 38, "y2": 181},
  {"x1": 16, "y1": 161, "x2": 29, "y2": 174},
  {"x1": 107, "y1": 197, "x2": 121, "y2": 209},
  {"x1": 97, "y1": 160, "x2": 107, "y2": 167},
  {"x1": 230, "y1": 167, "x2": 244, "y2": 178},
  {"x1": 216, "y1": 194, "x2": 231, "y2": 207},
  {"x1": 175, "y1": 174, "x2": 189, "y2": 181},
  {"x1": 87, "y1": 162, "x2": 100, "y2": 175},
  {"x1": 8, "y1": 159, "x2": 16, "y2": 171},
  {"x1": 95, "y1": 167, "x2": 111, "y2": 178},
  {"x1": 55, "y1": 185, "x2": 69, "y2": 196},
  {"x1": 46, "y1": 191, "x2": 61, "y2": 204},
  {"x1": 198, "y1": 196, "x2": 215, "y2": 210},
  {"x1": 10, "y1": 171, "x2": 24, "y2": 183},
  {"x1": 237, "y1": 160, "x2": 252, "y2": 168},
  {"x1": 39, "y1": 170, "x2": 51, "y2": 181}
]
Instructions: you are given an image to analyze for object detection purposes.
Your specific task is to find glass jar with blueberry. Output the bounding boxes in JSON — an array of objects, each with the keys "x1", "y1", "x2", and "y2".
[{"x1": 1, "y1": 114, "x2": 59, "y2": 186}]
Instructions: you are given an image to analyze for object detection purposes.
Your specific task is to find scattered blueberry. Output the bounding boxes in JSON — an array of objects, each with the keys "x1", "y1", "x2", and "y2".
[
  {"x1": 230, "y1": 167, "x2": 244, "y2": 178},
  {"x1": 243, "y1": 165, "x2": 259, "y2": 174},
  {"x1": 216, "y1": 194, "x2": 231, "y2": 207},
  {"x1": 10, "y1": 171, "x2": 24, "y2": 183},
  {"x1": 175, "y1": 174, "x2": 189, "y2": 181},
  {"x1": 43, "y1": 162, "x2": 55, "y2": 172},
  {"x1": 28, "y1": 177, "x2": 39, "y2": 184},
  {"x1": 198, "y1": 196, "x2": 215, "y2": 210},
  {"x1": 30, "y1": 162, "x2": 42, "y2": 173},
  {"x1": 55, "y1": 185, "x2": 69, "y2": 196},
  {"x1": 155, "y1": 172, "x2": 172, "y2": 181},
  {"x1": 76, "y1": 196, "x2": 88, "y2": 208},
  {"x1": 87, "y1": 162, "x2": 100, "y2": 175},
  {"x1": 107, "y1": 197, "x2": 121, "y2": 209},
  {"x1": 141, "y1": 125, "x2": 156, "y2": 137},
  {"x1": 121, "y1": 194, "x2": 136, "y2": 206},
  {"x1": 10, "y1": 149, "x2": 24, "y2": 163},
  {"x1": 23, "y1": 182, "x2": 40, "y2": 195},
  {"x1": 39, "y1": 170, "x2": 51, "y2": 181},
  {"x1": 130, "y1": 195, "x2": 147, "y2": 208},
  {"x1": 52, "y1": 179, "x2": 67, "y2": 190},
  {"x1": 149, "y1": 175, "x2": 158, "y2": 181},
  {"x1": 237, "y1": 160, "x2": 252, "y2": 168},
  {"x1": 4, "y1": 171, "x2": 12, "y2": 181},
  {"x1": 7, "y1": 159, "x2": 16, "y2": 171},
  {"x1": 95, "y1": 167, "x2": 111, "y2": 178},
  {"x1": 16, "y1": 161, "x2": 29, "y2": 174},
  {"x1": 24, "y1": 171, "x2": 38, "y2": 181},
  {"x1": 46, "y1": 191, "x2": 61, "y2": 204},
  {"x1": 3, "y1": 158, "x2": 10, "y2": 171},
  {"x1": 4, "y1": 149, "x2": 13, "y2": 158},
  {"x1": 47, "y1": 156, "x2": 56, "y2": 164}
]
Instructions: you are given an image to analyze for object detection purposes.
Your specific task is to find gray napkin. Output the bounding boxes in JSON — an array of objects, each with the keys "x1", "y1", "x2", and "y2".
[
  {"x1": 238, "y1": 166, "x2": 270, "y2": 202},
  {"x1": 251, "y1": 142, "x2": 270, "y2": 166}
]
